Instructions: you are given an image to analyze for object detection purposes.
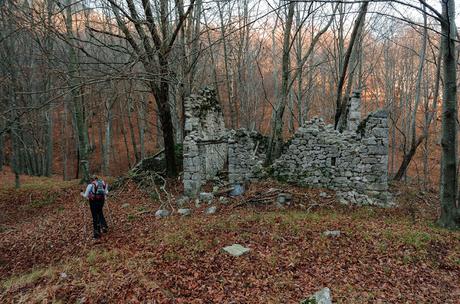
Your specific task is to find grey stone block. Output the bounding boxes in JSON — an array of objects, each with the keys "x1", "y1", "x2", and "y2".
[
  {"x1": 205, "y1": 206, "x2": 217, "y2": 214},
  {"x1": 222, "y1": 244, "x2": 250, "y2": 257},
  {"x1": 199, "y1": 192, "x2": 214, "y2": 202},
  {"x1": 300, "y1": 288, "x2": 332, "y2": 304},
  {"x1": 178, "y1": 208, "x2": 192, "y2": 216},
  {"x1": 155, "y1": 209, "x2": 170, "y2": 218},
  {"x1": 176, "y1": 196, "x2": 189, "y2": 207},
  {"x1": 323, "y1": 230, "x2": 341, "y2": 237}
]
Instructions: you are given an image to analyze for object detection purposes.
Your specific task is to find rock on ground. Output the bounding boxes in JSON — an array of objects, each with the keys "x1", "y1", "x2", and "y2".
[
  {"x1": 205, "y1": 206, "x2": 217, "y2": 215},
  {"x1": 155, "y1": 209, "x2": 170, "y2": 218},
  {"x1": 277, "y1": 193, "x2": 293, "y2": 204},
  {"x1": 323, "y1": 230, "x2": 341, "y2": 237},
  {"x1": 229, "y1": 184, "x2": 245, "y2": 196},
  {"x1": 199, "y1": 192, "x2": 214, "y2": 203},
  {"x1": 219, "y1": 196, "x2": 229, "y2": 204},
  {"x1": 176, "y1": 196, "x2": 189, "y2": 207},
  {"x1": 276, "y1": 193, "x2": 293, "y2": 208},
  {"x1": 222, "y1": 244, "x2": 250, "y2": 257},
  {"x1": 177, "y1": 208, "x2": 191, "y2": 216},
  {"x1": 319, "y1": 192, "x2": 331, "y2": 198},
  {"x1": 300, "y1": 287, "x2": 332, "y2": 304},
  {"x1": 194, "y1": 198, "x2": 200, "y2": 208}
]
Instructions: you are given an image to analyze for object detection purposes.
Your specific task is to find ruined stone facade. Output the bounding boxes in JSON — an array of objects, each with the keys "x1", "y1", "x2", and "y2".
[
  {"x1": 272, "y1": 110, "x2": 390, "y2": 205},
  {"x1": 182, "y1": 88, "x2": 391, "y2": 206},
  {"x1": 228, "y1": 129, "x2": 267, "y2": 184},
  {"x1": 183, "y1": 88, "x2": 227, "y2": 197}
]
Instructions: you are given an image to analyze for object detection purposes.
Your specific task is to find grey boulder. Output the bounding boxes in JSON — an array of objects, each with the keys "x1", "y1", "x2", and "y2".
[
  {"x1": 222, "y1": 244, "x2": 250, "y2": 257},
  {"x1": 323, "y1": 230, "x2": 341, "y2": 237},
  {"x1": 155, "y1": 209, "x2": 170, "y2": 218},
  {"x1": 178, "y1": 208, "x2": 192, "y2": 216},
  {"x1": 199, "y1": 192, "x2": 214, "y2": 203},
  {"x1": 300, "y1": 288, "x2": 332, "y2": 304},
  {"x1": 205, "y1": 206, "x2": 217, "y2": 214}
]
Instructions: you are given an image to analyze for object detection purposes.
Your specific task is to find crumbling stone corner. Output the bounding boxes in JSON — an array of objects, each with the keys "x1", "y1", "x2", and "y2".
[
  {"x1": 183, "y1": 134, "x2": 202, "y2": 197},
  {"x1": 182, "y1": 87, "x2": 227, "y2": 197}
]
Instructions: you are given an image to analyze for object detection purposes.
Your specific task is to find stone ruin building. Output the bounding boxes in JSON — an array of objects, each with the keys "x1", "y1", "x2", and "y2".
[{"x1": 182, "y1": 87, "x2": 391, "y2": 206}]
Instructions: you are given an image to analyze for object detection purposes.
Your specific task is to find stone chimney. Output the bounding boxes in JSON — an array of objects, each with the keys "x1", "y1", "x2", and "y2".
[{"x1": 347, "y1": 90, "x2": 361, "y2": 131}]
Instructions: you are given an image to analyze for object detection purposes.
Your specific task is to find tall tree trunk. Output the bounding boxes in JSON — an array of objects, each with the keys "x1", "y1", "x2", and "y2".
[
  {"x1": 439, "y1": 0, "x2": 460, "y2": 229},
  {"x1": 44, "y1": 110, "x2": 53, "y2": 176},
  {"x1": 127, "y1": 95, "x2": 140, "y2": 164},
  {"x1": 288, "y1": 88, "x2": 295, "y2": 134},
  {"x1": 65, "y1": 0, "x2": 89, "y2": 183},
  {"x1": 108, "y1": 0, "x2": 194, "y2": 177},
  {"x1": 103, "y1": 95, "x2": 113, "y2": 176},
  {"x1": 62, "y1": 100, "x2": 69, "y2": 180},
  {"x1": 334, "y1": 1, "x2": 369, "y2": 129},
  {"x1": 265, "y1": 1, "x2": 295, "y2": 164},
  {"x1": 174, "y1": 0, "x2": 196, "y2": 143},
  {"x1": 393, "y1": 6, "x2": 427, "y2": 181},
  {"x1": 295, "y1": 3, "x2": 304, "y2": 125},
  {"x1": 203, "y1": 11, "x2": 222, "y2": 103},
  {"x1": 266, "y1": 2, "x2": 335, "y2": 164},
  {"x1": 151, "y1": 65, "x2": 177, "y2": 177},
  {"x1": 118, "y1": 99, "x2": 132, "y2": 169},
  {"x1": 336, "y1": 5, "x2": 366, "y2": 132},
  {"x1": 217, "y1": 1, "x2": 237, "y2": 128},
  {"x1": 137, "y1": 95, "x2": 146, "y2": 160},
  {"x1": 0, "y1": 121, "x2": 4, "y2": 171},
  {"x1": 424, "y1": 40, "x2": 442, "y2": 188},
  {"x1": 43, "y1": 0, "x2": 54, "y2": 177},
  {"x1": 9, "y1": 77, "x2": 20, "y2": 187}
]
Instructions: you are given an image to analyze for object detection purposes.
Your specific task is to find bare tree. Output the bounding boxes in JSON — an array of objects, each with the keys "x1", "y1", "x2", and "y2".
[
  {"x1": 334, "y1": 0, "x2": 369, "y2": 129},
  {"x1": 104, "y1": 0, "x2": 196, "y2": 177},
  {"x1": 438, "y1": 0, "x2": 459, "y2": 229},
  {"x1": 393, "y1": 5, "x2": 427, "y2": 181},
  {"x1": 266, "y1": 2, "x2": 336, "y2": 164}
]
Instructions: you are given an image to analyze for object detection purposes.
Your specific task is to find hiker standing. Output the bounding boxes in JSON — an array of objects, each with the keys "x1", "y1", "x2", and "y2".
[{"x1": 82, "y1": 175, "x2": 109, "y2": 239}]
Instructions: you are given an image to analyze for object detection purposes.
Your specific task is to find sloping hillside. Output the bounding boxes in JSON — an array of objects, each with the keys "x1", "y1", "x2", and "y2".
[{"x1": 0, "y1": 176, "x2": 459, "y2": 303}]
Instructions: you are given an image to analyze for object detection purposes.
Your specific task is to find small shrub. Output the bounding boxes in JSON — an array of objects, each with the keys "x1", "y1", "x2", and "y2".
[
  {"x1": 401, "y1": 231, "x2": 431, "y2": 249},
  {"x1": 137, "y1": 206, "x2": 147, "y2": 212},
  {"x1": 163, "y1": 251, "x2": 181, "y2": 262},
  {"x1": 3, "y1": 268, "x2": 52, "y2": 290},
  {"x1": 86, "y1": 250, "x2": 98, "y2": 264},
  {"x1": 28, "y1": 193, "x2": 58, "y2": 208}
]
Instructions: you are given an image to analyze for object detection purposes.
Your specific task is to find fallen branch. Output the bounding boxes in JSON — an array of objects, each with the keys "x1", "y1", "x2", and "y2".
[{"x1": 135, "y1": 210, "x2": 153, "y2": 216}]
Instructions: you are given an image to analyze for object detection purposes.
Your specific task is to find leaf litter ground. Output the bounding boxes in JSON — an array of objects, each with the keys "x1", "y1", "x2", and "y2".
[{"x1": 0, "y1": 177, "x2": 459, "y2": 303}]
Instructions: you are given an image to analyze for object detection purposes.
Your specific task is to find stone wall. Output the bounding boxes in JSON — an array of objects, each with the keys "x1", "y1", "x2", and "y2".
[
  {"x1": 183, "y1": 88, "x2": 227, "y2": 197},
  {"x1": 228, "y1": 129, "x2": 267, "y2": 184},
  {"x1": 272, "y1": 110, "x2": 390, "y2": 205},
  {"x1": 182, "y1": 87, "x2": 391, "y2": 206}
]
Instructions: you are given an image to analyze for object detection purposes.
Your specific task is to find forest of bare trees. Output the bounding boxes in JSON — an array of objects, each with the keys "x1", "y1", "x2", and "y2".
[{"x1": 1, "y1": 0, "x2": 459, "y2": 228}]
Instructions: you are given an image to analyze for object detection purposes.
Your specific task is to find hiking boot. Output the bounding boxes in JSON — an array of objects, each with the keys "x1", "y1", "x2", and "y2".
[{"x1": 91, "y1": 237, "x2": 101, "y2": 245}]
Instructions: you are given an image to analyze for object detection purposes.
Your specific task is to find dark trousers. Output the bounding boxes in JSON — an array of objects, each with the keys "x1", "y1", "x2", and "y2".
[{"x1": 89, "y1": 200, "x2": 108, "y2": 238}]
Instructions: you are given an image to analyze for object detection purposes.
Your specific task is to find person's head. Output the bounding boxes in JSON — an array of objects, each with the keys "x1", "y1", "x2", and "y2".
[{"x1": 91, "y1": 175, "x2": 98, "y2": 182}]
